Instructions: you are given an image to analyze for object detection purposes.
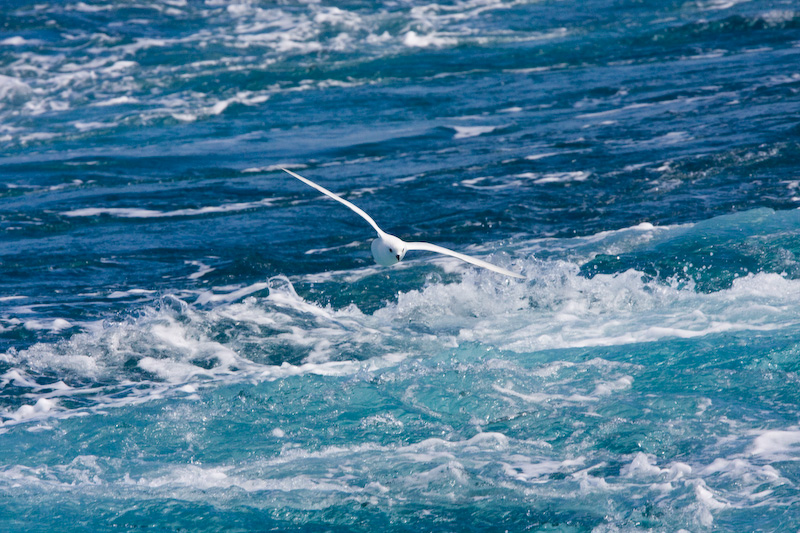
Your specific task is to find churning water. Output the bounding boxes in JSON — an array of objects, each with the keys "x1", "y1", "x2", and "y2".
[{"x1": 1, "y1": 0, "x2": 800, "y2": 530}]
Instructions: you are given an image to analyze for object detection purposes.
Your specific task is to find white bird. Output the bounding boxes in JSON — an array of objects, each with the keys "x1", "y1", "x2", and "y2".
[{"x1": 282, "y1": 168, "x2": 524, "y2": 279}]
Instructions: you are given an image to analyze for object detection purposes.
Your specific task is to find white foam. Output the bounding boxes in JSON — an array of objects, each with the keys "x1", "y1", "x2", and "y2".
[
  {"x1": 1, "y1": 370, "x2": 41, "y2": 389},
  {"x1": 62, "y1": 208, "x2": 168, "y2": 218},
  {"x1": 107, "y1": 289, "x2": 156, "y2": 299},
  {"x1": 135, "y1": 465, "x2": 353, "y2": 493},
  {"x1": 502, "y1": 456, "x2": 586, "y2": 482},
  {"x1": 74, "y1": 121, "x2": 112, "y2": 132},
  {"x1": 749, "y1": 429, "x2": 800, "y2": 460},
  {"x1": 622, "y1": 453, "x2": 664, "y2": 477},
  {"x1": 186, "y1": 260, "x2": 215, "y2": 280},
  {"x1": 5, "y1": 398, "x2": 57, "y2": 423},
  {"x1": 313, "y1": 6, "x2": 363, "y2": 27},
  {"x1": 195, "y1": 282, "x2": 270, "y2": 305},
  {"x1": 493, "y1": 384, "x2": 597, "y2": 404},
  {"x1": 505, "y1": 62, "x2": 569, "y2": 74},
  {"x1": 1, "y1": 37, "x2": 39, "y2": 46},
  {"x1": 23, "y1": 318, "x2": 72, "y2": 332},
  {"x1": 696, "y1": 398, "x2": 712, "y2": 415},
  {"x1": 6, "y1": 211, "x2": 800, "y2": 447},
  {"x1": 20, "y1": 132, "x2": 57, "y2": 143},
  {"x1": 591, "y1": 375, "x2": 633, "y2": 396},
  {"x1": 138, "y1": 356, "x2": 214, "y2": 382},
  {"x1": 402, "y1": 31, "x2": 458, "y2": 48},
  {"x1": 71, "y1": 2, "x2": 114, "y2": 12},
  {"x1": 171, "y1": 113, "x2": 196, "y2": 122},
  {"x1": 434, "y1": 266, "x2": 800, "y2": 353},
  {"x1": 242, "y1": 163, "x2": 307, "y2": 173},
  {"x1": 697, "y1": 0, "x2": 750, "y2": 11},
  {"x1": 516, "y1": 171, "x2": 591, "y2": 184},
  {"x1": 577, "y1": 102, "x2": 654, "y2": 119},
  {"x1": 760, "y1": 10, "x2": 796, "y2": 25},
  {"x1": 460, "y1": 176, "x2": 522, "y2": 190},
  {"x1": 0, "y1": 75, "x2": 31, "y2": 105},
  {"x1": 451, "y1": 125, "x2": 498, "y2": 139},
  {"x1": 0, "y1": 0, "x2": 582, "y2": 148},
  {"x1": 2, "y1": 283, "x2": 410, "y2": 427},
  {"x1": 304, "y1": 241, "x2": 362, "y2": 255},
  {"x1": 102, "y1": 60, "x2": 137, "y2": 73},
  {"x1": 524, "y1": 149, "x2": 588, "y2": 161},
  {"x1": 691, "y1": 479, "x2": 728, "y2": 526},
  {"x1": 92, "y1": 96, "x2": 140, "y2": 107},
  {"x1": 61, "y1": 198, "x2": 277, "y2": 218},
  {"x1": 700, "y1": 457, "x2": 781, "y2": 484},
  {"x1": 206, "y1": 91, "x2": 270, "y2": 115}
]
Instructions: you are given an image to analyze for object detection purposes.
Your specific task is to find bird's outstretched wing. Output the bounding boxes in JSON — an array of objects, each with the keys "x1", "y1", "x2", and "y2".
[
  {"x1": 405, "y1": 241, "x2": 524, "y2": 279},
  {"x1": 282, "y1": 168, "x2": 385, "y2": 237}
]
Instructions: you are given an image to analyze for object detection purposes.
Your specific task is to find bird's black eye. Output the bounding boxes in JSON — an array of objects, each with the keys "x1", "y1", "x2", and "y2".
[{"x1": 389, "y1": 248, "x2": 393, "y2": 252}]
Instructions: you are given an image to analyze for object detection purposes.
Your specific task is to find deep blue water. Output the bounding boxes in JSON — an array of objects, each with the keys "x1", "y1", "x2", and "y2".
[{"x1": 1, "y1": 0, "x2": 800, "y2": 530}]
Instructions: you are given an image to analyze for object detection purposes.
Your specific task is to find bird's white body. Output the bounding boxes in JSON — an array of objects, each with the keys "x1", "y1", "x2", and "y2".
[
  {"x1": 371, "y1": 234, "x2": 406, "y2": 266},
  {"x1": 282, "y1": 168, "x2": 524, "y2": 279}
]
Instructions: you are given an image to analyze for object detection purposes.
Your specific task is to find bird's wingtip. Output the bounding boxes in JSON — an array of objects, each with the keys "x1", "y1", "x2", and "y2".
[{"x1": 505, "y1": 269, "x2": 525, "y2": 280}]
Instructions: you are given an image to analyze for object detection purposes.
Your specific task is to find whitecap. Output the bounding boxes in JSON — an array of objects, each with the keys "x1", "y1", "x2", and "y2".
[
  {"x1": 61, "y1": 197, "x2": 277, "y2": 218},
  {"x1": 1, "y1": 37, "x2": 40, "y2": 46},
  {"x1": 186, "y1": 260, "x2": 215, "y2": 280},
  {"x1": 23, "y1": 319, "x2": 72, "y2": 332},
  {"x1": 516, "y1": 171, "x2": 591, "y2": 184},
  {"x1": 402, "y1": 31, "x2": 458, "y2": 48},
  {"x1": 0, "y1": 75, "x2": 32, "y2": 105},
  {"x1": 749, "y1": 429, "x2": 800, "y2": 460},
  {"x1": 451, "y1": 125, "x2": 498, "y2": 139}
]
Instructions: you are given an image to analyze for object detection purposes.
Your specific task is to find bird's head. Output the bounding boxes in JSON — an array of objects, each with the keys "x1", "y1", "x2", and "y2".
[{"x1": 371, "y1": 234, "x2": 407, "y2": 266}]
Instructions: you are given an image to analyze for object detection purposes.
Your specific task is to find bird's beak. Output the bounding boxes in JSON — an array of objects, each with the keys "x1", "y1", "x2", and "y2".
[{"x1": 396, "y1": 254, "x2": 400, "y2": 260}]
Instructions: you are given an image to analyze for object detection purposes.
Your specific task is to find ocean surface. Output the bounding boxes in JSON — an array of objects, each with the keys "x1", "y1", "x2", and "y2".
[{"x1": 1, "y1": 0, "x2": 800, "y2": 530}]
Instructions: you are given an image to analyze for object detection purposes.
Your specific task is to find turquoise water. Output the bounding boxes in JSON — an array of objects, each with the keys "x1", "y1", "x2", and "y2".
[{"x1": 2, "y1": 0, "x2": 800, "y2": 530}]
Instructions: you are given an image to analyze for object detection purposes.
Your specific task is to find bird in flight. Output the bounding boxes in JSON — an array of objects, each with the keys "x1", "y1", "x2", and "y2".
[{"x1": 282, "y1": 168, "x2": 524, "y2": 279}]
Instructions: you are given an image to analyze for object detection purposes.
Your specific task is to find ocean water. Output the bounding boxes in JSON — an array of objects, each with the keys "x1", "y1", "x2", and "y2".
[{"x1": 1, "y1": 0, "x2": 800, "y2": 530}]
